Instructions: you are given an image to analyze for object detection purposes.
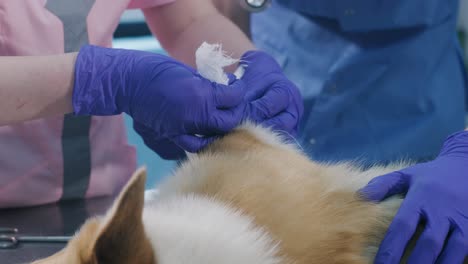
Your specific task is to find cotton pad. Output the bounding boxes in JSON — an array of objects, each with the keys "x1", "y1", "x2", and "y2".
[{"x1": 195, "y1": 42, "x2": 244, "y2": 84}]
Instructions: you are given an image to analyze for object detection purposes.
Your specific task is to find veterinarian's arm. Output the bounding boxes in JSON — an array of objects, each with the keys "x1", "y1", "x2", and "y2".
[
  {"x1": 0, "y1": 53, "x2": 76, "y2": 125},
  {"x1": 211, "y1": 0, "x2": 251, "y2": 39},
  {"x1": 0, "y1": 46, "x2": 246, "y2": 156},
  {"x1": 142, "y1": 0, "x2": 255, "y2": 69}
]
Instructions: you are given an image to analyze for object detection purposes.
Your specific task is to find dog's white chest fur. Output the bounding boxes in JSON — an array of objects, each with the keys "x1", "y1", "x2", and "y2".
[{"x1": 142, "y1": 194, "x2": 283, "y2": 264}]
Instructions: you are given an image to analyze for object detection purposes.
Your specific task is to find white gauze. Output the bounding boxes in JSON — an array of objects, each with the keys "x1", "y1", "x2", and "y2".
[{"x1": 195, "y1": 42, "x2": 244, "y2": 84}]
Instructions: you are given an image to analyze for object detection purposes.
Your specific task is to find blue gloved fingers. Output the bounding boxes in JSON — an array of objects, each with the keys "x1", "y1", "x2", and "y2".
[
  {"x1": 240, "y1": 50, "x2": 282, "y2": 72},
  {"x1": 180, "y1": 104, "x2": 244, "y2": 136},
  {"x1": 207, "y1": 109, "x2": 244, "y2": 134},
  {"x1": 213, "y1": 80, "x2": 246, "y2": 109},
  {"x1": 263, "y1": 111, "x2": 298, "y2": 136},
  {"x1": 149, "y1": 138, "x2": 187, "y2": 160},
  {"x1": 359, "y1": 131, "x2": 468, "y2": 262},
  {"x1": 437, "y1": 229, "x2": 468, "y2": 264},
  {"x1": 173, "y1": 135, "x2": 217, "y2": 153},
  {"x1": 226, "y1": 73, "x2": 237, "y2": 84},
  {"x1": 374, "y1": 201, "x2": 421, "y2": 264},
  {"x1": 407, "y1": 217, "x2": 450, "y2": 264},
  {"x1": 358, "y1": 172, "x2": 410, "y2": 202},
  {"x1": 133, "y1": 121, "x2": 186, "y2": 160},
  {"x1": 243, "y1": 73, "x2": 286, "y2": 102},
  {"x1": 250, "y1": 85, "x2": 290, "y2": 121},
  {"x1": 238, "y1": 50, "x2": 303, "y2": 134},
  {"x1": 190, "y1": 100, "x2": 246, "y2": 135}
]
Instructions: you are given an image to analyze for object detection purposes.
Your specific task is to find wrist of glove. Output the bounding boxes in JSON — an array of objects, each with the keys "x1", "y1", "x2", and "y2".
[
  {"x1": 72, "y1": 45, "x2": 194, "y2": 116},
  {"x1": 437, "y1": 130, "x2": 468, "y2": 158}
]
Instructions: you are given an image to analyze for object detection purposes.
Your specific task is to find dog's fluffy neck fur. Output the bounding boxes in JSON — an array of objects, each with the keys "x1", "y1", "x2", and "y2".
[
  {"x1": 143, "y1": 194, "x2": 282, "y2": 264},
  {"x1": 142, "y1": 123, "x2": 289, "y2": 264}
]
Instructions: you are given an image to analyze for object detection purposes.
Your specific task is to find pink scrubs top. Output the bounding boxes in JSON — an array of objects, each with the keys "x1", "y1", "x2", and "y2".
[{"x1": 0, "y1": 0, "x2": 174, "y2": 208}]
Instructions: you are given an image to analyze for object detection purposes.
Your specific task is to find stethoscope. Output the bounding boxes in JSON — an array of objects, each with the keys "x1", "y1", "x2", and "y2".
[{"x1": 240, "y1": 0, "x2": 271, "y2": 12}]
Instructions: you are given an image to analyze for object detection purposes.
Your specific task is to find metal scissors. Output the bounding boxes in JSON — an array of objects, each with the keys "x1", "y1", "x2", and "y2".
[
  {"x1": 0, "y1": 227, "x2": 72, "y2": 249},
  {"x1": 240, "y1": 0, "x2": 271, "y2": 12}
]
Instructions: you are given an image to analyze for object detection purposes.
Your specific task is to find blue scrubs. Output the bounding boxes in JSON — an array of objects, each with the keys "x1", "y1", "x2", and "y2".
[{"x1": 252, "y1": 0, "x2": 467, "y2": 165}]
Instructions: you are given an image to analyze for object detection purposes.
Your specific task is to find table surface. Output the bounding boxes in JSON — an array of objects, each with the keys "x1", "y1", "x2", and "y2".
[{"x1": 0, "y1": 196, "x2": 115, "y2": 264}]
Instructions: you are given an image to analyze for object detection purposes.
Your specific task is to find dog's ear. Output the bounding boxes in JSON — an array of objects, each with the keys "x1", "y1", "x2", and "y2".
[{"x1": 92, "y1": 167, "x2": 155, "y2": 264}]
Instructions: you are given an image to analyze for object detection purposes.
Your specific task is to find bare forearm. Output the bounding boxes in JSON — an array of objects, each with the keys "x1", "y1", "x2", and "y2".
[
  {"x1": 143, "y1": 1, "x2": 254, "y2": 68},
  {"x1": 163, "y1": 12, "x2": 254, "y2": 68},
  {"x1": 0, "y1": 53, "x2": 76, "y2": 125},
  {"x1": 212, "y1": 0, "x2": 251, "y2": 38}
]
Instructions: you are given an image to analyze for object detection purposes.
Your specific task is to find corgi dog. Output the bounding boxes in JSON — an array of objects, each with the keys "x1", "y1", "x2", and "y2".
[{"x1": 32, "y1": 123, "x2": 412, "y2": 264}]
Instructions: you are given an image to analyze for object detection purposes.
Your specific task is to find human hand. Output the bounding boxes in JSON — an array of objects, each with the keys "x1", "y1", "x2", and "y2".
[
  {"x1": 240, "y1": 51, "x2": 303, "y2": 135},
  {"x1": 73, "y1": 45, "x2": 246, "y2": 152},
  {"x1": 360, "y1": 131, "x2": 468, "y2": 264}
]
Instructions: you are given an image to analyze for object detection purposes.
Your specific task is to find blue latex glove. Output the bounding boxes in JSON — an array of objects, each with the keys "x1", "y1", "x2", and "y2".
[
  {"x1": 73, "y1": 45, "x2": 246, "y2": 153},
  {"x1": 133, "y1": 121, "x2": 186, "y2": 160},
  {"x1": 240, "y1": 51, "x2": 303, "y2": 136},
  {"x1": 132, "y1": 74, "x2": 239, "y2": 160},
  {"x1": 359, "y1": 131, "x2": 468, "y2": 264}
]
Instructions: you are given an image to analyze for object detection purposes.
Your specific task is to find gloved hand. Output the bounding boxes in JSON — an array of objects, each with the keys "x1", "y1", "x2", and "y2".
[
  {"x1": 359, "y1": 131, "x2": 468, "y2": 264},
  {"x1": 73, "y1": 45, "x2": 246, "y2": 153},
  {"x1": 240, "y1": 51, "x2": 303, "y2": 136},
  {"x1": 133, "y1": 121, "x2": 186, "y2": 160}
]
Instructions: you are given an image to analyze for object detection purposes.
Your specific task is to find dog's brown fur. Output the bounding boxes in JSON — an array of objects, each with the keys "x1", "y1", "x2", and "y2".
[
  {"x1": 159, "y1": 128, "x2": 400, "y2": 264},
  {"x1": 33, "y1": 125, "x2": 461, "y2": 264}
]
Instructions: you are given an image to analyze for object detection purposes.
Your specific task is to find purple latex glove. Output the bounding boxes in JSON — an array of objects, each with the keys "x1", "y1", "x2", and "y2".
[
  {"x1": 73, "y1": 45, "x2": 246, "y2": 153},
  {"x1": 133, "y1": 121, "x2": 186, "y2": 160},
  {"x1": 240, "y1": 51, "x2": 303, "y2": 136},
  {"x1": 132, "y1": 74, "x2": 239, "y2": 160},
  {"x1": 359, "y1": 131, "x2": 468, "y2": 264},
  {"x1": 134, "y1": 121, "x2": 215, "y2": 160}
]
